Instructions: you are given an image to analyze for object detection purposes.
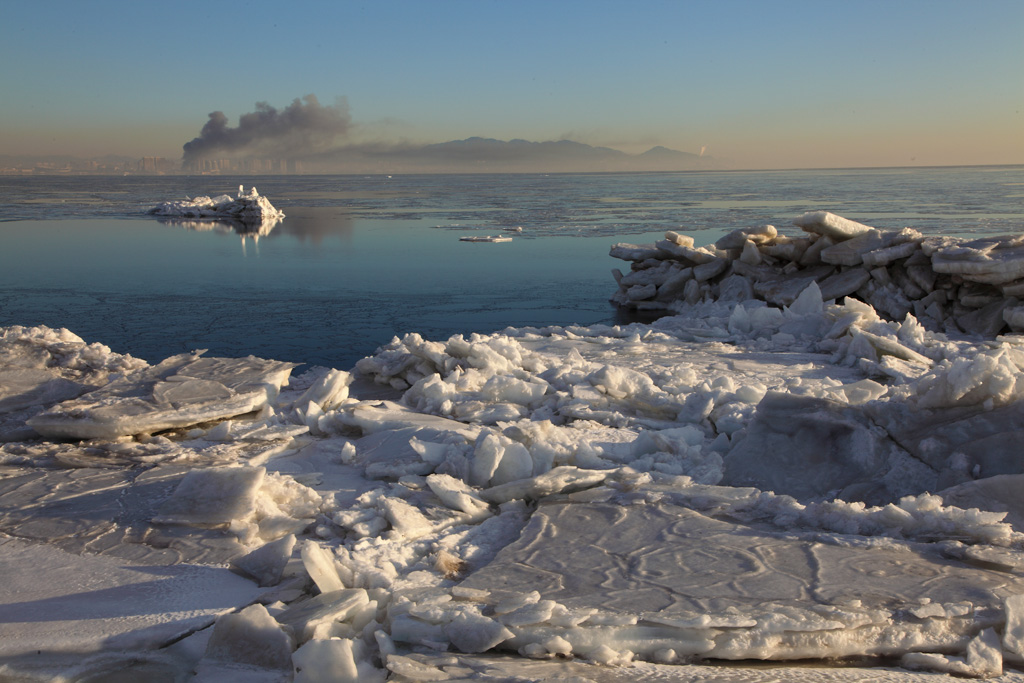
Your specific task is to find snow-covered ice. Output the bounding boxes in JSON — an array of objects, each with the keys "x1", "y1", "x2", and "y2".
[
  {"x1": 4, "y1": 211, "x2": 1024, "y2": 681},
  {"x1": 27, "y1": 351, "x2": 297, "y2": 440},
  {"x1": 148, "y1": 185, "x2": 285, "y2": 229},
  {"x1": 611, "y1": 210, "x2": 1024, "y2": 337}
]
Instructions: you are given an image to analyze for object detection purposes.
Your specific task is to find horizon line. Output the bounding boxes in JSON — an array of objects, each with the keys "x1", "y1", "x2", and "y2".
[{"x1": 3, "y1": 162, "x2": 1022, "y2": 177}]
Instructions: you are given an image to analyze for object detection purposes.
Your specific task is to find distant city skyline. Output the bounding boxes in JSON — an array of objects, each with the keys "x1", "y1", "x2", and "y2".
[
  {"x1": 1, "y1": 0, "x2": 1021, "y2": 171},
  {"x1": 0, "y1": 137, "x2": 713, "y2": 175}
]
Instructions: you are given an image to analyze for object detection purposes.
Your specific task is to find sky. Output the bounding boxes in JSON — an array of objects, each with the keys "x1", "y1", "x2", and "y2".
[{"x1": 0, "y1": 0, "x2": 1021, "y2": 170}]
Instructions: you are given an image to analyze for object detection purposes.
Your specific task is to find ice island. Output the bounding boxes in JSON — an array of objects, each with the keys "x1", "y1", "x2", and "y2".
[
  {"x1": 148, "y1": 185, "x2": 286, "y2": 224},
  {"x1": 5, "y1": 212, "x2": 1024, "y2": 681}
]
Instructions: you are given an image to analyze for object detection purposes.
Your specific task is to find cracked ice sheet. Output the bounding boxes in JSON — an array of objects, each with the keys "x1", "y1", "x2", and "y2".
[
  {"x1": 395, "y1": 653, "x2": 1024, "y2": 682},
  {"x1": 0, "y1": 536, "x2": 261, "y2": 657},
  {"x1": 27, "y1": 353, "x2": 297, "y2": 440},
  {"x1": 0, "y1": 464, "x2": 251, "y2": 564},
  {"x1": 516, "y1": 331, "x2": 866, "y2": 390},
  {"x1": 456, "y1": 499, "x2": 1024, "y2": 662}
]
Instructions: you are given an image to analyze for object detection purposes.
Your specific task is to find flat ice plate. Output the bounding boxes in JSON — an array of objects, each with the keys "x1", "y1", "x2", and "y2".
[
  {"x1": 0, "y1": 537, "x2": 261, "y2": 656},
  {"x1": 393, "y1": 653, "x2": 1024, "y2": 682},
  {"x1": 458, "y1": 499, "x2": 1024, "y2": 660}
]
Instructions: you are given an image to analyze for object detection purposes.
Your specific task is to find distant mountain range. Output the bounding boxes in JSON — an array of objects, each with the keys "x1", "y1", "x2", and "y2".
[
  {"x1": 328, "y1": 137, "x2": 715, "y2": 173},
  {"x1": 1, "y1": 139, "x2": 717, "y2": 175}
]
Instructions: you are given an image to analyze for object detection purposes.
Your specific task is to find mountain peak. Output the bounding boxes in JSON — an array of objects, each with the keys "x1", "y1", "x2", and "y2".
[{"x1": 640, "y1": 145, "x2": 699, "y2": 159}]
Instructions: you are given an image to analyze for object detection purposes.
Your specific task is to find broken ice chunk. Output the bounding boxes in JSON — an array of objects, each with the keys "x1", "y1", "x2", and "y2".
[
  {"x1": 499, "y1": 599, "x2": 557, "y2": 627},
  {"x1": 442, "y1": 611, "x2": 514, "y2": 653},
  {"x1": 425, "y1": 474, "x2": 491, "y2": 516},
  {"x1": 470, "y1": 432, "x2": 504, "y2": 486},
  {"x1": 149, "y1": 186, "x2": 285, "y2": 223},
  {"x1": 841, "y1": 379, "x2": 887, "y2": 405},
  {"x1": 292, "y1": 638, "x2": 358, "y2": 683},
  {"x1": 292, "y1": 637, "x2": 385, "y2": 683},
  {"x1": 793, "y1": 211, "x2": 874, "y2": 242},
  {"x1": 301, "y1": 540, "x2": 345, "y2": 593},
  {"x1": 277, "y1": 588, "x2": 370, "y2": 643},
  {"x1": 931, "y1": 235, "x2": 1024, "y2": 285},
  {"x1": 231, "y1": 534, "x2": 296, "y2": 587},
  {"x1": 292, "y1": 368, "x2": 351, "y2": 413},
  {"x1": 721, "y1": 392, "x2": 935, "y2": 504},
  {"x1": 0, "y1": 369, "x2": 87, "y2": 415},
  {"x1": 381, "y1": 497, "x2": 434, "y2": 539},
  {"x1": 28, "y1": 353, "x2": 297, "y2": 439},
  {"x1": 490, "y1": 441, "x2": 534, "y2": 486},
  {"x1": 493, "y1": 591, "x2": 541, "y2": 615},
  {"x1": 479, "y1": 466, "x2": 608, "y2": 505},
  {"x1": 385, "y1": 654, "x2": 450, "y2": 681},
  {"x1": 154, "y1": 466, "x2": 265, "y2": 527},
  {"x1": 202, "y1": 603, "x2": 294, "y2": 670},
  {"x1": 901, "y1": 628, "x2": 1003, "y2": 678},
  {"x1": 1004, "y1": 594, "x2": 1024, "y2": 660}
]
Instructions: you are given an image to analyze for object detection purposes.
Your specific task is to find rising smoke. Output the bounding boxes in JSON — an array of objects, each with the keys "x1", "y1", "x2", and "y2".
[{"x1": 181, "y1": 94, "x2": 351, "y2": 165}]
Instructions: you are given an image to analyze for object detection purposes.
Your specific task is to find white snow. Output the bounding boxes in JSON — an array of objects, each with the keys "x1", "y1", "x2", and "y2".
[
  {"x1": 148, "y1": 185, "x2": 285, "y2": 224},
  {"x1": 6, "y1": 211, "x2": 1024, "y2": 681}
]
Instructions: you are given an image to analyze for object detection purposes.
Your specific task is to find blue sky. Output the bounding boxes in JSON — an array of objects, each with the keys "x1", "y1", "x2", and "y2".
[{"x1": 1, "y1": 0, "x2": 1021, "y2": 168}]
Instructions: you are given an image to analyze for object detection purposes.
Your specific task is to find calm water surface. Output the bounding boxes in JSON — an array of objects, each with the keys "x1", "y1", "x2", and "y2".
[{"x1": 1, "y1": 168, "x2": 1021, "y2": 368}]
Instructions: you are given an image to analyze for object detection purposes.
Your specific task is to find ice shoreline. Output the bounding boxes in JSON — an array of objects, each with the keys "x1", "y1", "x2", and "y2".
[{"x1": 3, "y1": 211, "x2": 1024, "y2": 681}]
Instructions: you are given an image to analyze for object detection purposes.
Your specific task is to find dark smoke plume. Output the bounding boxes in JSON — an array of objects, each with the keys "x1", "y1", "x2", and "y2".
[{"x1": 182, "y1": 95, "x2": 351, "y2": 164}]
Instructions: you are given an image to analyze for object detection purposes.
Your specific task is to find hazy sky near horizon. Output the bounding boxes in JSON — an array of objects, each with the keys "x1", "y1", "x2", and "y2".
[{"x1": 1, "y1": 0, "x2": 1021, "y2": 169}]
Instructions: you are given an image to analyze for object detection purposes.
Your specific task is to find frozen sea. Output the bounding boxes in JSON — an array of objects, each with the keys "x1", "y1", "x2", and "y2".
[
  {"x1": 4, "y1": 166, "x2": 1024, "y2": 682},
  {"x1": 2, "y1": 167, "x2": 1021, "y2": 368}
]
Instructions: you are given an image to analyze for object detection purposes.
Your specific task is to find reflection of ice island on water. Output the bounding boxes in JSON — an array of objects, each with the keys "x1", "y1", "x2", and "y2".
[{"x1": 148, "y1": 185, "x2": 285, "y2": 246}]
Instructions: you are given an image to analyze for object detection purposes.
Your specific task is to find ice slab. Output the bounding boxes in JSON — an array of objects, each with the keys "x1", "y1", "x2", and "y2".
[
  {"x1": 395, "y1": 652, "x2": 1024, "y2": 682},
  {"x1": 28, "y1": 352, "x2": 297, "y2": 439},
  {"x1": 0, "y1": 537, "x2": 261, "y2": 656},
  {"x1": 326, "y1": 400, "x2": 482, "y2": 440},
  {"x1": 0, "y1": 368, "x2": 87, "y2": 415},
  {"x1": 793, "y1": 211, "x2": 875, "y2": 241},
  {"x1": 155, "y1": 466, "x2": 266, "y2": 526},
  {"x1": 0, "y1": 459, "x2": 319, "y2": 565},
  {"x1": 930, "y1": 235, "x2": 1024, "y2": 285},
  {"x1": 450, "y1": 499, "x2": 1024, "y2": 665},
  {"x1": 721, "y1": 392, "x2": 937, "y2": 505},
  {"x1": 0, "y1": 325, "x2": 148, "y2": 440},
  {"x1": 230, "y1": 533, "x2": 296, "y2": 586},
  {"x1": 867, "y1": 400, "x2": 1024, "y2": 483},
  {"x1": 940, "y1": 475, "x2": 1024, "y2": 533},
  {"x1": 201, "y1": 603, "x2": 294, "y2": 670}
]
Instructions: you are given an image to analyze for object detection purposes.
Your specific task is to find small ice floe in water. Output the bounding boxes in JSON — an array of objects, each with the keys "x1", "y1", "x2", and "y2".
[
  {"x1": 459, "y1": 235, "x2": 513, "y2": 243},
  {"x1": 148, "y1": 185, "x2": 285, "y2": 224}
]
